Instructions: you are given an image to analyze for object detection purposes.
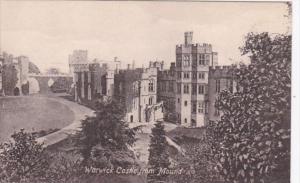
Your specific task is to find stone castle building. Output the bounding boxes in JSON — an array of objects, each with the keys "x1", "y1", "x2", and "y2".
[
  {"x1": 157, "y1": 32, "x2": 236, "y2": 127},
  {"x1": 0, "y1": 52, "x2": 29, "y2": 96},
  {"x1": 114, "y1": 63, "x2": 163, "y2": 123},
  {"x1": 71, "y1": 32, "x2": 236, "y2": 126}
]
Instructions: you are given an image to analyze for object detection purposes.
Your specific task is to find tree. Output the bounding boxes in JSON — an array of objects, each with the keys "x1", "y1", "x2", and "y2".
[
  {"x1": 2, "y1": 63, "x2": 18, "y2": 96},
  {"x1": 0, "y1": 129, "x2": 49, "y2": 182},
  {"x1": 75, "y1": 98, "x2": 138, "y2": 167},
  {"x1": 147, "y1": 121, "x2": 170, "y2": 183},
  {"x1": 162, "y1": 99, "x2": 177, "y2": 123},
  {"x1": 28, "y1": 61, "x2": 41, "y2": 74},
  {"x1": 46, "y1": 67, "x2": 61, "y2": 75},
  {"x1": 171, "y1": 136, "x2": 219, "y2": 183},
  {"x1": 208, "y1": 33, "x2": 291, "y2": 183}
]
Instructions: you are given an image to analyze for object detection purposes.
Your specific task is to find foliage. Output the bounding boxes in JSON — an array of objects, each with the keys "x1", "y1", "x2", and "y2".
[
  {"x1": 171, "y1": 136, "x2": 220, "y2": 183},
  {"x1": 162, "y1": 99, "x2": 178, "y2": 123},
  {"x1": 46, "y1": 67, "x2": 61, "y2": 75},
  {"x1": 0, "y1": 129, "x2": 49, "y2": 183},
  {"x1": 75, "y1": 98, "x2": 138, "y2": 166},
  {"x1": 208, "y1": 33, "x2": 291, "y2": 183},
  {"x1": 28, "y1": 61, "x2": 41, "y2": 74},
  {"x1": 50, "y1": 77, "x2": 73, "y2": 93},
  {"x1": 45, "y1": 152, "x2": 83, "y2": 183},
  {"x1": 2, "y1": 63, "x2": 18, "y2": 96},
  {"x1": 147, "y1": 121, "x2": 170, "y2": 183}
]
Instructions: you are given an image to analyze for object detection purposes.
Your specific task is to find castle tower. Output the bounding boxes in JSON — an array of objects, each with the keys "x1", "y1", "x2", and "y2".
[{"x1": 175, "y1": 32, "x2": 217, "y2": 127}]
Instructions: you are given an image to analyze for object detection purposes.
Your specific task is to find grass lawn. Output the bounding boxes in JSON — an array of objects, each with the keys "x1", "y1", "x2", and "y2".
[{"x1": 0, "y1": 96, "x2": 75, "y2": 142}]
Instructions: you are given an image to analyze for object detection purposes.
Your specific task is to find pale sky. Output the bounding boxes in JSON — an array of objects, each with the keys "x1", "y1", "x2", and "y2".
[{"x1": 0, "y1": 1, "x2": 290, "y2": 73}]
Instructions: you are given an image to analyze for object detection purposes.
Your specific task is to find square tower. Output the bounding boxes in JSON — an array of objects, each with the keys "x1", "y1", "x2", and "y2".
[{"x1": 175, "y1": 32, "x2": 218, "y2": 127}]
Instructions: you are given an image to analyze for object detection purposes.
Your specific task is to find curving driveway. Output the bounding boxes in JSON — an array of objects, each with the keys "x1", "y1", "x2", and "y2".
[{"x1": 36, "y1": 95, "x2": 94, "y2": 147}]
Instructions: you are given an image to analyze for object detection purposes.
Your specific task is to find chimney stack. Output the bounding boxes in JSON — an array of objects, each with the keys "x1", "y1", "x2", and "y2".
[{"x1": 184, "y1": 31, "x2": 193, "y2": 45}]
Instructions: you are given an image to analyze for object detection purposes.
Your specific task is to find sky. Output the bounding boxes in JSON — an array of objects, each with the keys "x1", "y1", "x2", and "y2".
[{"x1": 0, "y1": 1, "x2": 290, "y2": 73}]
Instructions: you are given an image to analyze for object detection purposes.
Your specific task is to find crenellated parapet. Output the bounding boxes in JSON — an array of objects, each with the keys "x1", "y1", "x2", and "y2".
[{"x1": 209, "y1": 65, "x2": 237, "y2": 79}]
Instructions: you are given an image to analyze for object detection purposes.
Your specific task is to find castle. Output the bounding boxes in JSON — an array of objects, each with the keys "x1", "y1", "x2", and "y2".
[{"x1": 71, "y1": 32, "x2": 236, "y2": 127}]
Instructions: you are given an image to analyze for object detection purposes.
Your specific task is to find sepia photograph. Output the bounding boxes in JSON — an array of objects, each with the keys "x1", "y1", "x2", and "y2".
[{"x1": 0, "y1": 0, "x2": 295, "y2": 183}]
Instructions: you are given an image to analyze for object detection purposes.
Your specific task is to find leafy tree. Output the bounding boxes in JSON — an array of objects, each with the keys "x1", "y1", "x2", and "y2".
[
  {"x1": 28, "y1": 61, "x2": 41, "y2": 74},
  {"x1": 50, "y1": 77, "x2": 73, "y2": 93},
  {"x1": 208, "y1": 33, "x2": 291, "y2": 183},
  {"x1": 162, "y1": 99, "x2": 177, "y2": 123},
  {"x1": 171, "y1": 137, "x2": 219, "y2": 183},
  {"x1": 0, "y1": 129, "x2": 49, "y2": 182},
  {"x1": 147, "y1": 121, "x2": 170, "y2": 183},
  {"x1": 2, "y1": 63, "x2": 18, "y2": 96},
  {"x1": 75, "y1": 98, "x2": 138, "y2": 167},
  {"x1": 46, "y1": 67, "x2": 61, "y2": 75}
]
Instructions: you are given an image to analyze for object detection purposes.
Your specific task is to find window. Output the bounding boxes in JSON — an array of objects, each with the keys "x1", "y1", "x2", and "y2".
[
  {"x1": 216, "y1": 79, "x2": 221, "y2": 92},
  {"x1": 192, "y1": 102, "x2": 197, "y2": 113},
  {"x1": 149, "y1": 80, "x2": 154, "y2": 92},
  {"x1": 184, "y1": 101, "x2": 188, "y2": 106},
  {"x1": 199, "y1": 54, "x2": 205, "y2": 65},
  {"x1": 198, "y1": 85, "x2": 204, "y2": 94},
  {"x1": 192, "y1": 54, "x2": 197, "y2": 67},
  {"x1": 177, "y1": 83, "x2": 181, "y2": 94},
  {"x1": 183, "y1": 72, "x2": 190, "y2": 79},
  {"x1": 183, "y1": 55, "x2": 190, "y2": 67},
  {"x1": 199, "y1": 72, "x2": 205, "y2": 79},
  {"x1": 205, "y1": 102, "x2": 208, "y2": 114},
  {"x1": 178, "y1": 98, "x2": 180, "y2": 103},
  {"x1": 177, "y1": 72, "x2": 181, "y2": 79},
  {"x1": 198, "y1": 102, "x2": 204, "y2": 113},
  {"x1": 176, "y1": 55, "x2": 182, "y2": 67},
  {"x1": 184, "y1": 118, "x2": 187, "y2": 123},
  {"x1": 184, "y1": 84, "x2": 189, "y2": 94},
  {"x1": 205, "y1": 54, "x2": 210, "y2": 65},
  {"x1": 149, "y1": 97, "x2": 153, "y2": 105}
]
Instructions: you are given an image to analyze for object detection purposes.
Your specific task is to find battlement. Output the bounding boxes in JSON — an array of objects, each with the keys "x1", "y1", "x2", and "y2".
[
  {"x1": 209, "y1": 65, "x2": 237, "y2": 78},
  {"x1": 176, "y1": 43, "x2": 212, "y2": 48}
]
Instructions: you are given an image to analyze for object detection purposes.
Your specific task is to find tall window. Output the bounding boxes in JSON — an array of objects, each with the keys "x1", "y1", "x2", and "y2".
[
  {"x1": 176, "y1": 54, "x2": 182, "y2": 67},
  {"x1": 149, "y1": 97, "x2": 153, "y2": 105},
  {"x1": 183, "y1": 72, "x2": 190, "y2": 79},
  {"x1": 149, "y1": 80, "x2": 154, "y2": 92},
  {"x1": 198, "y1": 85, "x2": 204, "y2": 94},
  {"x1": 177, "y1": 83, "x2": 181, "y2": 94},
  {"x1": 183, "y1": 55, "x2": 190, "y2": 67},
  {"x1": 216, "y1": 79, "x2": 221, "y2": 92},
  {"x1": 199, "y1": 54, "x2": 205, "y2": 65},
  {"x1": 205, "y1": 54, "x2": 210, "y2": 65},
  {"x1": 198, "y1": 102, "x2": 204, "y2": 113},
  {"x1": 177, "y1": 72, "x2": 181, "y2": 79},
  {"x1": 184, "y1": 84, "x2": 189, "y2": 94},
  {"x1": 199, "y1": 72, "x2": 205, "y2": 79}
]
